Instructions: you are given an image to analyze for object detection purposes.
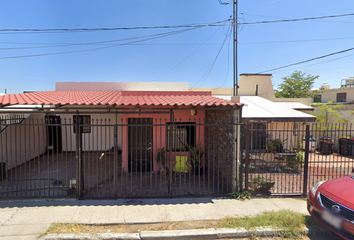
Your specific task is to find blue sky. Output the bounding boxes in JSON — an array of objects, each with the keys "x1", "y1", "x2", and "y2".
[{"x1": 1, "y1": 0, "x2": 354, "y2": 94}]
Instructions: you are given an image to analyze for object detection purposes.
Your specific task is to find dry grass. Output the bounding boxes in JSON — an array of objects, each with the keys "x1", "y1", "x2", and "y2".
[
  {"x1": 220, "y1": 210, "x2": 319, "y2": 238},
  {"x1": 40, "y1": 220, "x2": 218, "y2": 237},
  {"x1": 41, "y1": 210, "x2": 319, "y2": 239}
]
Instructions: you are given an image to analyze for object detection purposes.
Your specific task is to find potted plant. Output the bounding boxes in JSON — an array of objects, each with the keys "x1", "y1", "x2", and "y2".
[
  {"x1": 249, "y1": 177, "x2": 275, "y2": 190},
  {"x1": 185, "y1": 142, "x2": 204, "y2": 175},
  {"x1": 156, "y1": 148, "x2": 168, "y2": 176},
  {"x1": 285, "y1": 138, "x2": 304, "y2": 172},
  {"x1": 266, "y1": 139, "x2": 284, "y2": 153}
]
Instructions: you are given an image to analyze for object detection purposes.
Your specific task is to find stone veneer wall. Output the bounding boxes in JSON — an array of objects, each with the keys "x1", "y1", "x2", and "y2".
[{"x1": 205, "y1": 108, "x2": 236, "y2": 194}]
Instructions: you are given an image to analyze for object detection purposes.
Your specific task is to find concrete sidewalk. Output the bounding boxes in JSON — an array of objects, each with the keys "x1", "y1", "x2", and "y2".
[{"x1": 0, "y1": 197, "x2": 308, "y2": 240}]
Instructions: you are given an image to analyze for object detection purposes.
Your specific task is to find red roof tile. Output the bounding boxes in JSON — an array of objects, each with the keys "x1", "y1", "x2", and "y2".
[{"x1": 0, "y1": 91, "x2": 242, "y2": 107}]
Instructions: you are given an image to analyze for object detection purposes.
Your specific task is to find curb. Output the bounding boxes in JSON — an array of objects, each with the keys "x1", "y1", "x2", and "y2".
[
  {"x1": 39, "y1": 226, "x2": 332, "y2": 240},
  {"x1": 41, "y1": 233, "x2": 140, "y2": 240}
]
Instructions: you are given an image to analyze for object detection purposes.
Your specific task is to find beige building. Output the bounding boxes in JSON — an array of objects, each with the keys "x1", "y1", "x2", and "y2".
[
  {"x1": 189, "y1": 73, "x2": 315, "y2": 122},
  {"x1": 190, "y1": 74, "x2": 316, "y2": 151},
  {"x1": 311, "y1": 78, "x2": 354, "y2": 124}
]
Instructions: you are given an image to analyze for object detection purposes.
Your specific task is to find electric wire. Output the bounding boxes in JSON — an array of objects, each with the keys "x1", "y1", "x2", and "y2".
[
  {"x1": 3, "y1": 35, "x2": 354, "y2": 51},
  {"x1": 0, "y1": 26, "x2": 204, "y2": 60},
  {"x1": 0, "y1": 30, "x2": 212, "y2": 51},
  {"x1": 258, "y1": 47, "x2": 354, "y2": 73},
  {"x1": 241, "y1": 13, "x2": 354, "y2": 24},
  {"x1": 152, "y1": 27, "x2": 222, "y2": 82},
  {"x1": 0, "y1": 12, "x2": 353, "y2": 34},
  {"x1": 271, "y1": 53, "x2": 354, "y2": 74},
  {"x1": 239, "y1": 36, "x2": 354, "y2": 44},
  {"x1": 192, "y1": 25, "x2": 232, "y2": 88},
  {"x1": 241, "y1": 13, "x2": 354, "y2": 25},
  {"x1": 0, "y1": 43, "x2": 224, "y2": 50},
  {"x1": 212, "y1": 26, "x2": 233, "y2": 90},
  {"x1": 0, "y1": 20, "x2": 231, "y2": 33}
]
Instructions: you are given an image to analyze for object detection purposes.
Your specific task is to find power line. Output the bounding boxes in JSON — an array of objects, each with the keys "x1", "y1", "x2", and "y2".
[
  {"x1": 3, "y1": 35, "x2": 354, "y2": 51},
  {"x1": 242, "y1": 13, "x2": 354, "y2": 25},
  {"x1": 239, "y1": 36, "x2": 354, "y2": 44},
  {"x1": 242, "y1": 13, "x2": 354, "y2": 24},
  {"x1": 212, "y1": 25, "x2": 233, "y2": 90},
  {"x1": 258, "y1": 47, "x2": 354, "y2": 73},
  {"x1": 0, "y1": 30, "x2": 211, "y2": 51},
  {"x1": 3, "y1": 35, "x2": 354, "y2": 50},
  {"x1": 271, "y1": 53, "x2": 354, "y2": 74},
  {"x1": 0, "y1": 20, "x2": 231, "y2": 33},
  {"x1": 0, "y1": 12, "x2": 353, "y2": 34},
  {"x1": 0, "y1": 43, "x2": 223, "y2": 49},
  {"x1": 0, "y1": 27, "x2": 201, "y2": 60},
  {"x1": 192, "y1": 25, "x2": 232, "y2": 88},
  {"x1": 151, "y1": 27, "x2": 222, "y2": 82}
]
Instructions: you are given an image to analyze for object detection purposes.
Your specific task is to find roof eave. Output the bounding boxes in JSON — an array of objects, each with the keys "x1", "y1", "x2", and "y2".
[{"x1": 242, "y1": 117, "x2": 316, "y2": 123}]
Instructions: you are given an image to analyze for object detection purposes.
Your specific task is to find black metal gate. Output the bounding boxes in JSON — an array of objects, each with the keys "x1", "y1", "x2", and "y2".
[{"x1": 242, "y1": 122, "x2": 354, "y2": 195}]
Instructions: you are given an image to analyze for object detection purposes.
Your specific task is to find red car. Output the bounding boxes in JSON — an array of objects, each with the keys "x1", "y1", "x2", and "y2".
[{"x1": 307, "y1": 170, "x2": 354, "y2": 240}]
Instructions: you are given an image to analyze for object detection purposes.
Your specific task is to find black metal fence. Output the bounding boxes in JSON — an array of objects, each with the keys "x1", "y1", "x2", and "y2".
[
  {"x1": 0, "y1": 112, "x2": 239, "y2": 199},
  {"x1": 3, "y1": 112, "x2": 352, "y2": 199},
  {"x1": 242, "y1": 122, "x2": 354, "y2": 195}
]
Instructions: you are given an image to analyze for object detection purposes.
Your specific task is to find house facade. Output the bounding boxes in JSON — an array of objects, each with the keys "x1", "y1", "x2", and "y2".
[
  {"x1": 0, "y1": 82, "x2": 243, "y2": 199},
  {"x1": 312, "y1": 80, "x2": 354, "y2": 123}
]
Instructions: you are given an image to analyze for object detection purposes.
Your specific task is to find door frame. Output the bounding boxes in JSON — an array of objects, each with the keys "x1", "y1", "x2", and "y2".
[{"x1": 128, "y1": 118, "x2": 153, "y2": 172}]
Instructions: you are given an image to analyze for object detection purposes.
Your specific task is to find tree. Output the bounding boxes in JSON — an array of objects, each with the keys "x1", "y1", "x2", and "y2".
[
  {"x1": 275, "y1": 71, "x2": 320, "y2": 98},
  {"x1": 312, "y1": 100, "x2": 350, "y2": 124}
]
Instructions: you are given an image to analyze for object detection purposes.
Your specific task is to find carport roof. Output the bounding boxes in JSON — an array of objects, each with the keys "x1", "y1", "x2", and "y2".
[
  {"x1": 240, "y1": 96, "x2": 316, "y2": 122},
  {"x1": 214, "y1": 95, "x2": 316, "y2": 122},
  {"x1": 0, "y1": 90, "x2": 242, "y2": 107}
]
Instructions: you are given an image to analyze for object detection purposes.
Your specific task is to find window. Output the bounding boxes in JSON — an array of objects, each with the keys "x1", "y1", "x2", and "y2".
[
  {"x1": 336, "y1": 92, "x2": 347, "y2": 102},
  {"x1": 73, "y1": 115, "x2": 91, "y2": 133},
  {"x1": 313, "y1": 95, "x2": 322, "y2": 103},
  {"x1": 166, "y1": 122, "x2": 196, "y2": 151}
]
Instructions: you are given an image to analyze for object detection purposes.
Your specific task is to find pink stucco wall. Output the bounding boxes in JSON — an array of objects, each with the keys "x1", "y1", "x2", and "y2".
[{"x1": 121, "y1": 106, "x2": 205, "y2": 171}]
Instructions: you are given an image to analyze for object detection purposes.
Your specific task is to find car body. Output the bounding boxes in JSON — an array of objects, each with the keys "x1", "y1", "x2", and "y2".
[{"x1": 307, "y1": 174, "x2": 354, "y2": 240}]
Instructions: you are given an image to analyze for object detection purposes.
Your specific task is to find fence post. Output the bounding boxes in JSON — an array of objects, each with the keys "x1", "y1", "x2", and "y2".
[
  {"x1": 114, "y1": 110, "x2": 118, "y2": 198},
  {"x1": 244, "y1": 123, "x2": 250, "y2": 191},
  {"x1": 168, "y1": 110, "x2": 174, "y2": 197},
  {"x1": 75, "y1": 110, "x2": 83, "y2": 199},
  {"x1": 303, "y1": 125, "x2": 310, "y2": 196}
]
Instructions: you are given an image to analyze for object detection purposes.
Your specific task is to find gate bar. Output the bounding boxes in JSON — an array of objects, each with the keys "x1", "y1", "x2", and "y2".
[
  {"x1": 303, "y1": 125, "x2": 310, "y2": 196},
  {"x1": 244, "y1": 123, "x2": 250, "y2": 191}
]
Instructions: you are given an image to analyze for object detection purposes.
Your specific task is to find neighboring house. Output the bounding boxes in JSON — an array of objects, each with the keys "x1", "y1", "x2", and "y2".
[
  {"x1": 309, "y1": 79, "x2": 354, "y2": 151},
  {"x1": 0, "y1": 82, "x2": 243, "y2": 199},
  {"x1": 190, "y1": 74, "x2": 316, "y2": 151},
  {"x1": 311, "y1": 80, "x2": 354, "y2": 123}
]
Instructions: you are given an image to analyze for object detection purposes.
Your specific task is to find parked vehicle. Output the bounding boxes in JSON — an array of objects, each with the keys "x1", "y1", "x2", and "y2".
[{"x1": 307, "y1": 168, "x2": 354, "y2": 240}]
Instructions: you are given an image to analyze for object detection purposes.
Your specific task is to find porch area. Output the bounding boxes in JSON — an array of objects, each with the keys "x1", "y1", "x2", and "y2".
[
  {"x1": 0, "y1": 109, "x2": 239, "y2": 199},
  {"x1": 0, "y1": 151, "x2": 229, "y2": 199}
]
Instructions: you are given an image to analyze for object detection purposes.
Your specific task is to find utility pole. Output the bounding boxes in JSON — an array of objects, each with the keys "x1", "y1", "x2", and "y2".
[{"x1": 233, "y1": 0, "x2": 238, "y2": 96}]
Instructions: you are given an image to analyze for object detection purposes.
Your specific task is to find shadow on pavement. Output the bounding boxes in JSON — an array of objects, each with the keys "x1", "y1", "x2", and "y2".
[{"x1": 0, "y1": 197, "x2": 216, "y2": 208}]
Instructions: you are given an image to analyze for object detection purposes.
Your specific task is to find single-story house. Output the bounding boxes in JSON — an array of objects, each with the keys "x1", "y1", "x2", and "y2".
[{"x1": 0, "y1": 82, "x2": 243, "y2": 199}]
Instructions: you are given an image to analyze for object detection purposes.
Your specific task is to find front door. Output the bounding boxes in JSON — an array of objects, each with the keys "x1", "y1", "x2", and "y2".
[
  {"x1": 45, "y1": 115, "x2": 62, "y2": 154},
  {"x1": 128, "y1": 118, "x2": 153, "y2": 172}
]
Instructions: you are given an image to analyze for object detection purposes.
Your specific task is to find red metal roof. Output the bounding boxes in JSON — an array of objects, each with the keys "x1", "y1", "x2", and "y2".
[{"x1": 0, "y1": 91, "x2": 242, "y2": 107}]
